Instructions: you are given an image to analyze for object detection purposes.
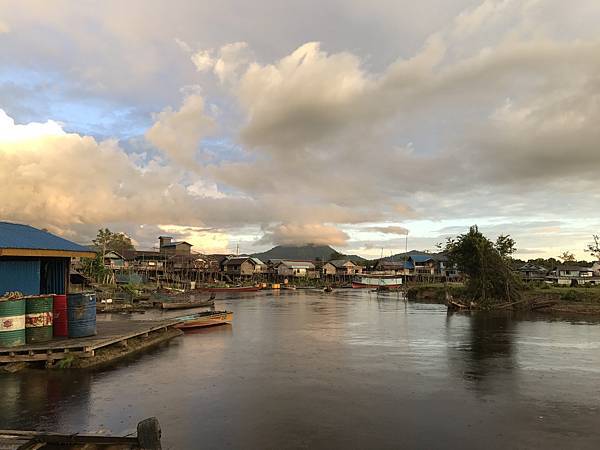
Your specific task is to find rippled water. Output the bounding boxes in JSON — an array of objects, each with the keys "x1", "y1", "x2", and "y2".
[{"x1": 2, "y1": 290, "x2": 600, "y2": 449}]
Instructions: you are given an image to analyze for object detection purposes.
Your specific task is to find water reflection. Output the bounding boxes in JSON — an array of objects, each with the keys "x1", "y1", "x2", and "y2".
[
  {"x1": 1, "y1": 292, "x2": 600, "y2": 449},
  {"x1": 0, "y1": 369, "x2": 92, "y2": 430},
  {"x1": 447, "y1": 311, "x2": 518, "y2": 395}
]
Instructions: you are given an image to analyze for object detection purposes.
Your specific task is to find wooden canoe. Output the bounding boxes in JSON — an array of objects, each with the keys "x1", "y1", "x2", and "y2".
[
  {"x1": 174, "y1": 311, "x2": 233, "y2": 330},
  {"x1": 160, "y1": 300, "x2": 214, "y2": 310}
]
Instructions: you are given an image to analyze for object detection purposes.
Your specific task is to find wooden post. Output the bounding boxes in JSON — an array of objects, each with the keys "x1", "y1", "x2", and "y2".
[{"x1": 137, "y1": 417, "x2": 162, "y2": 450}]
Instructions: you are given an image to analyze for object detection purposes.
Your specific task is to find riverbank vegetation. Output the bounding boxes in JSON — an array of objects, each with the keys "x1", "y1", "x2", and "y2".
[
  {"x1": 443, "y1": 226, "x2": 522, "y2": 307},
  {"x1": 407, "y1": 282, "x2": 600, "y2": 315}
]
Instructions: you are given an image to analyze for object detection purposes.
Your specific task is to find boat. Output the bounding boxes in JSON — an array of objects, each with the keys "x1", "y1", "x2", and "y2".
[
  {"x1": 0, "y1": 417, "x2": 161, "y2": 449},
  {"x1": 174, "y1": 310, "x2": 233, "y2": 330},
  {"x1": 352, "y1": 275, "x2": 403, "y2": 289},
  {"x1": 197, "y1": 286, "x2": 261, "y2": 293},
  {"x1": 282, "y1": 285, "x2": 297, "y2": 290},
  {"x1": 160, "y1": 299, "x2": 214, "y2": 310},
  {"x1": 323, "y1": 286, "x2": 333, "y2": 293}
]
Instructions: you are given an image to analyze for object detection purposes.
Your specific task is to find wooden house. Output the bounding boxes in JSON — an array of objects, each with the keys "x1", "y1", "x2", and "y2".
[
  {"x1": 322, "y1": 260, "x2": 362, "y2": 276},
  {"x1": 223, "y1": 257, "x2": 266, "y2": 277},
  {"x1": 276, "y1": 260, "x2": 317, "y2": 278},
  {"x1": 546, "y1": 265, "x2": 599, "y2": 285}
]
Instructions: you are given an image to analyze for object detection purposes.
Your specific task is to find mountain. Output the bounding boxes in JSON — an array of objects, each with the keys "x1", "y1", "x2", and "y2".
[
  {"x1": 378, "y1": 250, "x2": 445, "y2": 262},
  {"x1": 252, "y1": 244, "x2": 366, "y2": 263}
]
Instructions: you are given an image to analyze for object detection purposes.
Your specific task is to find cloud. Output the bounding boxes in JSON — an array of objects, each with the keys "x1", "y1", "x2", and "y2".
[
  {"x1": 191, "y1": 42, "x2": 251, "y2": 83},
  {"x1": 259, "y1": 223, "x2": 349, "y2": 246},
  {"x1": 0, "y1": 108, "x2": 263, "y2": 239},
  {"x1": 145, "y1": 94, "x2": 215, "y2": 167},
  {"x1": 3, "y1": 1, "x2": 600, "y2": 257},
  {"x1": 368, "y1": 226, "x2": 410, "y2": 235}
]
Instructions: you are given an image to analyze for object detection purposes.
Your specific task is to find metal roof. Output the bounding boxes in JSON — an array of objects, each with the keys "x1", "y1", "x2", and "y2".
[
  {"x1": 0, "y1": 222, "x2": 93, "y2": 255},
  {"x1": 161, "y1": 241, "x2": 192, "y2": 247},
  {"x1": 409, "y1": 255, "x2": 436, "y2": 263},
  {"x1": 279, "y1": 260, "x2": 315, "y2": 269},
  {"x1": 326, "y1": 259, "x2": 356, "y2": 268}
]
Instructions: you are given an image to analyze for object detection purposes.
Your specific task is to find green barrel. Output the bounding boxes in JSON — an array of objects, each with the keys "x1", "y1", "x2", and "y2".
[
  {"x1": 25, "y1": 296, "x2": 53, "y2": 344},
  {"x1": 0, "y1": 298, "x2": 26, "y2": 347}
]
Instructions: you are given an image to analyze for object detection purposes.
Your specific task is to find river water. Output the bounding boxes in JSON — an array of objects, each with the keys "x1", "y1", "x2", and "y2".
[{"x1": 2, "y1": 289, "x2": 600, "y2": 449}]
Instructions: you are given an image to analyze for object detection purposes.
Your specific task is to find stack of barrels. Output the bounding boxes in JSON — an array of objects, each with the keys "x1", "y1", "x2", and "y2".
[{"x1": 0, "y1": 292, "x2": 97, "y2": 348}]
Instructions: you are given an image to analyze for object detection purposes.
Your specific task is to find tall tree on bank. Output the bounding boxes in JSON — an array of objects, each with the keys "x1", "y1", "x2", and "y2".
[
  {"x1": 445, "y1": 226, "x2": 521, "y2": 304},
  {"x1": 586, "y1": 235, "x2": 600, "y2": 261},
  {"x1": 92, "y1": 228, "x2": 135, "y2": 255},
  {"x1": 558, "y1": 251, "x2": 576, "y2": 263}
]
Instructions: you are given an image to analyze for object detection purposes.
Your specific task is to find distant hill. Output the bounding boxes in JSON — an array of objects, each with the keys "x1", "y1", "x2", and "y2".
[
  {"x1": 252, "y1": 244, "x2": 367, "y2": 263},
  {"x1": 379, "y1": 250, "x2": 445, "y2": 262}
]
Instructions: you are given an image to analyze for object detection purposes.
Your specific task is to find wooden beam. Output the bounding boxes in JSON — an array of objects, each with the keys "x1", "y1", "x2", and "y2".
[{"x1": 0, "y1": 248, "x2": 95, "y2": 258}]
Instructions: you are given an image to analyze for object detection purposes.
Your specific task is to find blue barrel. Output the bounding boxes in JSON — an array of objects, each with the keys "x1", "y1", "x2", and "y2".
[{"x1": 67, "y1": 293, "x2": 96, "y2": 338}]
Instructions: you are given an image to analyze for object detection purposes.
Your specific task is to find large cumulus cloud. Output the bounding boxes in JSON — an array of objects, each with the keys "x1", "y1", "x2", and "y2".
[{"x1": 2, "y1": 0, "x2": 600, "y2": 256}]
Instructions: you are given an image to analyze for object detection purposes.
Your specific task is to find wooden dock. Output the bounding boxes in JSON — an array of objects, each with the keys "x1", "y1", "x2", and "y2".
[{"x1": 0, "y1": 319, "x2": 181, "y2": 364}]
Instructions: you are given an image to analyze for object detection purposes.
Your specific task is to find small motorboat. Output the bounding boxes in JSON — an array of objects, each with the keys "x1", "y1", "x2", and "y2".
[
  {"x1": 174, "y1": 310, "x2": 233, "y2": 330},
  {"x1": 160, "y1": 300, "x2": 214, "y2": 310},
  {"x1": 323, "y1": 286, "x2": 333, "y2": 293}
]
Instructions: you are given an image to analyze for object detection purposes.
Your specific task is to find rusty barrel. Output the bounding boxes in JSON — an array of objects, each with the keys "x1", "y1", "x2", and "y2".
[
  {"x1": 67, "y1": 292, "x2": 96, "y2": 338},
  {"x1": 0, "y1": 297, "x2": 26, "y2": 347},
  {"x1": 53, "y1": 294, "x2": 68, "y2": 337},
  {"x1": 25, "y1": 295, "x2": 53, "y2": 344}
]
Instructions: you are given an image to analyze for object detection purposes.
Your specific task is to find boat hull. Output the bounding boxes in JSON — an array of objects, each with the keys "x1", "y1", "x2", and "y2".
[
  {"x1": 198, "y1": 286, "x2": 260, "y2": 293},
  {"x1": 175, "y1": 311, "x2": 233, "y2": 330},
  {"x1": 161, "y1": 300, "x2": 214, "y2": 310},
  {"x1": 352, "y1": 282, "x2": 403, "y2": 289}
]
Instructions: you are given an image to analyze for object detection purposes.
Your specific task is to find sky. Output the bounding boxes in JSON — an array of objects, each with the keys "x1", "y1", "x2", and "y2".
[{"x1": 0, "y1": 0, "x2": 599, "y2": 259}]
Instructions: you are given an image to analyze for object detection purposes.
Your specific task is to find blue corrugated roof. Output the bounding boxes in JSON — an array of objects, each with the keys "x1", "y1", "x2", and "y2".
[
  {"x1": 0, "y1": 222, "x2": 92, "y2": 253},
  {"x1": 409, "y1": 255, "x2": 436, "y2": 263}
]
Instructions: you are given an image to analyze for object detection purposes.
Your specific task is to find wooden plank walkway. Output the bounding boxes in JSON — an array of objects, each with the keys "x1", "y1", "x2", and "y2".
[{"x1": 0, "y1": 319, "x2": 180, "y2": 363}]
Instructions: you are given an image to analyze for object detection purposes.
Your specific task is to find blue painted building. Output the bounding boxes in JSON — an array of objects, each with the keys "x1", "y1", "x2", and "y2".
[{"x1": 0, "y1": 222, "x2": 94, "y2": 296}]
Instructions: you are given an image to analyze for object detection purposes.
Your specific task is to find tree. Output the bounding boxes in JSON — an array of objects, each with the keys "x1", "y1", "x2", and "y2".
[
  {"x1": 586, "y1": 235, "x2": 600, "y2": 261},
  {"x1": 495, "y1": 234, "x2": 517, "y2": 259},
  {"x1": 558, "y1": 251, "x2": 576, "y2": 263},
  {"x1": 81, "y1": 253, "x2": 109, "y2": 282},
  {"x1": 445, "y1": 225, "x2": 521, "y2": 304},
  {"x1": 92, "y1": 228, "x2": 135, "y2": 255}
]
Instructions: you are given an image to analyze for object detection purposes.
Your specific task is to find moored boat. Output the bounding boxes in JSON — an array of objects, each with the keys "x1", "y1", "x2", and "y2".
[
  {"x1": 352, "y1": 275, "x2": 403, "y2": 289},
  {"x1": 197, "y1": 286, "x2": 260, "y2": 293},
  {"x1": 174, "y1": 310, "x2": 233, "y2": 330},
  {"x1": 160, "y1": 300, "x2": 214, "y2": 310}
]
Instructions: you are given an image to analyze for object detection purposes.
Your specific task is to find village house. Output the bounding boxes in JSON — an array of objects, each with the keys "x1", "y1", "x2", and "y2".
[
  {"x1": 371, "y1": 260, "x2": 406, "y2": 275},
  {"x1": 159, "y1": 236, "x2": 192, "y2": 256},
  {"x1": 322, "y1": 259, "x2": 362, "y2": 276},
  {"x1": 223, "y1": 257, "x2": 266, "y2": 277},
  {"x1": 0, "y1": 222, "x2": 95, "y2": 295},
  {"x1": 102, "y1": 251, "x2": 127, "y2": 269},
  {"x1": 517, "y1": 263, "x2": 548, "y2": 283},
  {"x1": 404, "y1": 252, "x2": 459, "y2": 280},
  {"x1": 406, "y1": 254, "x2": 437, "y2": 276},
  {"x1": 546, "y1": 265, "x2": 599, "y2": 285},
  {"x1": 276, "y1": 260, "x2": 317, "y2": 278}
]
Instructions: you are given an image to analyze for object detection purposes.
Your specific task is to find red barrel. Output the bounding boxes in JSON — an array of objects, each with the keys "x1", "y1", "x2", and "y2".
[{"x1": 53, "y1": 294, "x2": 68, "y2": 337}]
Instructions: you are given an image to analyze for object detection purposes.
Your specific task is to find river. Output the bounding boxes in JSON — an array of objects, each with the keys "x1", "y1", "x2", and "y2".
[{"x1": 1, "y1": 289, "x2": 600, "y2": 449}]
